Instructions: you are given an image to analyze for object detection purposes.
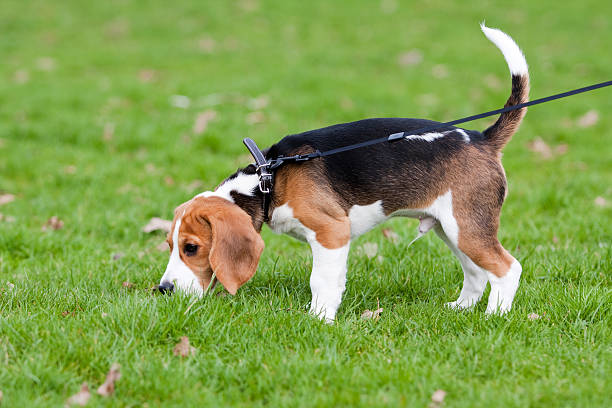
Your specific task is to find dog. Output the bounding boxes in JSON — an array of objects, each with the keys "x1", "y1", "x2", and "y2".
[{"x1": 158, "y1": 24, "x2": 529, "y2": 322}]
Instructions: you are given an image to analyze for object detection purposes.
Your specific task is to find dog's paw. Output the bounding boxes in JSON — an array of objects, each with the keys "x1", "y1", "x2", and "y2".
[{"x1": 445, "y1": 299, "x2": 477, "y2": 310}]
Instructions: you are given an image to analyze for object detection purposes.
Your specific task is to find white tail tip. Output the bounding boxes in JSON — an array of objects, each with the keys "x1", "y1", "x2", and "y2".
[{"x1": 480, "y1": 23, "x2": 528, "y2": 76}]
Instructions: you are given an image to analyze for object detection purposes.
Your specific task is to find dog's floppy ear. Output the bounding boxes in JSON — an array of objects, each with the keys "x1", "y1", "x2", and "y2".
[{"x1": 199, "y1": 198, "x2": 265, "y2": 295}]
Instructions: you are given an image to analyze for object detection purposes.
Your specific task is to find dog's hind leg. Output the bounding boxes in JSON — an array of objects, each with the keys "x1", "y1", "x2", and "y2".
[
  {"x1": 434, "y1": 224, "x2": 489, "y2": 309},
  {"x1": 452, "y1": 210, "x2": 521, "y2": 315}
]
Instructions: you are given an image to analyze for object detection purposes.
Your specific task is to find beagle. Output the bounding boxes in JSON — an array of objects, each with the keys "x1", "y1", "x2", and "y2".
[{"x1": 158, "y1": 25, "x2": 529, "y2": 321}]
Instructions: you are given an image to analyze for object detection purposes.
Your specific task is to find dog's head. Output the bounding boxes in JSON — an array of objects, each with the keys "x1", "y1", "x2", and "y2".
[{"x1": 158, "y1": 195, "x2": 264, "y2": 296}]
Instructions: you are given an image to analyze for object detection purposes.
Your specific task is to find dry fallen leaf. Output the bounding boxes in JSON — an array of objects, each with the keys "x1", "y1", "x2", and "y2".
[
  {"x1": 198, "y1": 37, "x2": 216, "y2": 52},
  {"x1": 173, "y1": 336, "x2": 197, "y2": 357},
  {"x1": 170, "y1": 95, "x2": 190, "y2": 109},
  {"x1": 0, "y1": 194, "x2": 15, "y2": 206},
  {"x1": 0, "y1": 213, "x2": 16, "y2": 223},
  {"x1": 246, "y1": 111, "x2": 265, "y2": 125},
  {"x1": 594, "y1": 196, "x2": 607, "y2": 207},
  {"x1": 66, "y1": 382, "x2": 90, "y2": 407},
  {"x1": 431, "y1": 64, "x2": 449, "y2": 78},
  {"x1": 185, "y1": 180, "x2": 204, "y2": 192},
  {"x1": 193, "y1": 110, "x2": 217, "y2": 134},
  {"x1": 122, "y1": 281, "x2": 134, "y2": 289},
  {"x1": 42, "y1": 216, "x2": 64, "y2": 231},
  {"x1": 360, "y1": 308, "x2": 383, "y2": 320},
  {"x1": 64, "y1": 165, "x2": 77, "y2": 174},
  {"x1": 382, "y1": 228, "x2": 400, "y2": 244},
  {"x1": 142, "y1": 217, "x2": 172, "y2": 234},
  {"x1": 97, "y1": 363, "x2": 121, "y2": 397},
  {"x1": 526, "y1": 137, "x2": 553, "y2": 159},
  {"x1": 398, "y1": 49, "x2": 423, "y2": 66},
  {"x1": 36, "y1": 57, "x2": 56, "y2": 71},
  {"x1": 138, "y1": 69, "x2": 156, "y2": 83},
  {"x1": 431, "y1": 389, "x2": 447, "y2": 404},
  {"x1": 528, "y1": 313, "x2": 541, "y2": 320},
  {"x1": 247, "y1": 95, "x2": 269, "y2": 110},
  {"x1": 361, "y1": 242, "x2": 378, "y2": 259},
  {"x1": 156, "y1": 241, "x2": 170, "y2": 252},
  {"x1": 14, "y1": 69, "x2": 29, "y2": 84},
  {"x1": 555, "y1": 144, "x2": 568, "y2": 155},
  {"x1": 577, "y1": 110, "x2": 599, "y2": 128}
]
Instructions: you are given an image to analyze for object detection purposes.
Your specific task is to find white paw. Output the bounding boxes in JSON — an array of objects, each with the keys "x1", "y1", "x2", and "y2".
[
  {"x1": 309, "y1": 305, "x2": 336, "y2": 323},
  {"x1": 485, "y1": 302, "x2": 512, "y2": 315},
  {"x1": 445, "y1": 298, "x2": 477, "y2": 310}
]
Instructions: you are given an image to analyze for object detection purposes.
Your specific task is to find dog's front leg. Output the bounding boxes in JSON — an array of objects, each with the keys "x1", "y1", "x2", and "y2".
[{"x1": 307, "y1": 238, "x2": 350, "y2": 323}]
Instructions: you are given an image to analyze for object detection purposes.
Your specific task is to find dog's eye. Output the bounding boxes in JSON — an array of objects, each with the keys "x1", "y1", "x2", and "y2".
[{"x1": 183, "y1": 243, "x2": 198, "y2": 256}]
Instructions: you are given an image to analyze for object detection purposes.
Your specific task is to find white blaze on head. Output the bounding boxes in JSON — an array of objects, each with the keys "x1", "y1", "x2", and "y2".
[{"x1": 159, "y1": 214, "x2": 204, "y2": 296}]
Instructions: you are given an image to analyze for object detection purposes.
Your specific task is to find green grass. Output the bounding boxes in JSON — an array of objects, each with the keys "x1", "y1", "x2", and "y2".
[{"x1": 1, "y1": 0, "x2": 611, "y2": 406}]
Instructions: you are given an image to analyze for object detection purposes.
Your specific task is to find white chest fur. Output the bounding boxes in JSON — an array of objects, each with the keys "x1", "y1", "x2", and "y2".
[{"x1": 269, "y1": 203, "x2": 312, "y2": 242}]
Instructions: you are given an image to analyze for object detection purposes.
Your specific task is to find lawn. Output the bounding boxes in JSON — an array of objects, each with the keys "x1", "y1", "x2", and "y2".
[{"x1": 1, "y1": 0, "x2": 611, "y2": 406}]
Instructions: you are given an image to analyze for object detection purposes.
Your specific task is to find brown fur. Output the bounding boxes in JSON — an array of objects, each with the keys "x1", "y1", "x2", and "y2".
[{"x1": 273, "y1": 160, "x2": 351, "y2": 249}]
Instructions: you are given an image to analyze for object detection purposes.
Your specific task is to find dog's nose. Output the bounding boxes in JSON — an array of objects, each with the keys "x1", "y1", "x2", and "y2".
[{"x1": 158, "y1": 281, "x2": 174, "y2": 295}]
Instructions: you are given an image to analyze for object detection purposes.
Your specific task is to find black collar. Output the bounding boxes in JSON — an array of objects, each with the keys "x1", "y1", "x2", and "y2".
[
  {"x1": 243, "y1": 138, "x2": 273, "y2": 222},
  {"x1": 243, "y1": 137, "x2": 323, "y2": 222}
]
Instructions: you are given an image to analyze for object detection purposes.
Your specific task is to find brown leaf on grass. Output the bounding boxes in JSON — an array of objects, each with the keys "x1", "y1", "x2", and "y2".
[
  {"x1": 173, "y1": 336, "x2": 197, "y2": 357},
  {"x1": 105, "y1": 18, "x2": 130, "y2": 39},
  {"x1": 170, "y1": 95, "x2": 190, "y2": 109},
  {"x1": 65, "y1": 382, "x2": 90, "y2": 406},
  {"x1": 103, "y1": 123, "x2": 115, "y2": 141},
  {"x1": 0, "y1": 194, "x2": 15, "y2": 206},
  {"x1": 398, "y1": 49, "x2": 423, "y2": 67},
  {"x1": 528, "y1": 313, "x2": 541, "y2": 320},
  {"x1": 360, "y1": 308, "x2": 383, "y2": 320},
  {"x1": 14, "y1": 69, "x2": 29, "y2": 84},
  {"x1": 138, "y1": 69, "x2": 157, "y2": 83},
  {"x1": 122, "y1": 281, "x2": 134, "y2": 289},
  {"x1": 555, "y1": 144, "x2": 568, "y2": 155},
  {"x1": 185, "y1": 180, "x2": 204, "y2": 192},
  {"x1": 36, "y1": 57, "x2": 56, "y2": 71},
  {"x1": 247, "y1": 95, "x2": 269, "y2": 110},
  {"x1": 526, "y1": 137, "x2": 553, "y2": 159},
  {"x1": 594, "y1": 196, "x2": 607, "y2": 207},
  {"x1": 42, "y1": 216, "x2": 64, "y2": 231},
  {"x1": 431, "y1": 64, "x2": 449, "y2": 78},
  {"x1": 198, "y1": 37, "x2": 216, "y2": 53},
  {"x1": 193, "y1": 110, "x2": 217, "y2": 134},
  {"x1": 577, "y1": 110, "x2": 599, "y2": 128},
  {"x1": 430, "y1": 389, "x2": 447, "y2": 405},
  {"x1": 96, "y1": 363, "x2": 121, "y2": 397},
  {"x1": 246, "y1": 111, "x2": 265, "y2": 125},
  {"x1": 64, "y1": 165, "x2": 77, "y2": 174},
  {"x1": 142, "y1": 217, "x2": 172, "y2": 234},
  {"x1": 361, "y1": 242, "x2": 378, "y2": 259},
  {"x1": 0, "y1": 213, "x2": 16, "y2": 223},
  {"x1": 156, "y1": 241, "x2": 170, "y2": 252},
  {"x1": 382, "y1": 228, "x2": 400, "y2": 244}
]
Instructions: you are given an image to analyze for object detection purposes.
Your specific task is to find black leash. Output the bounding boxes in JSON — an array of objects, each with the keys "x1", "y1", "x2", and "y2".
[{"x1": 244, "y1": 79, "x2": 612, "y2": 221}]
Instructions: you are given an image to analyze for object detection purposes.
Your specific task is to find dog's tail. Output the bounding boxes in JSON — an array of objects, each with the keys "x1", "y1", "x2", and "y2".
[{"x1": 481, "y1": 24, "x2": 530, "y2": 151}]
